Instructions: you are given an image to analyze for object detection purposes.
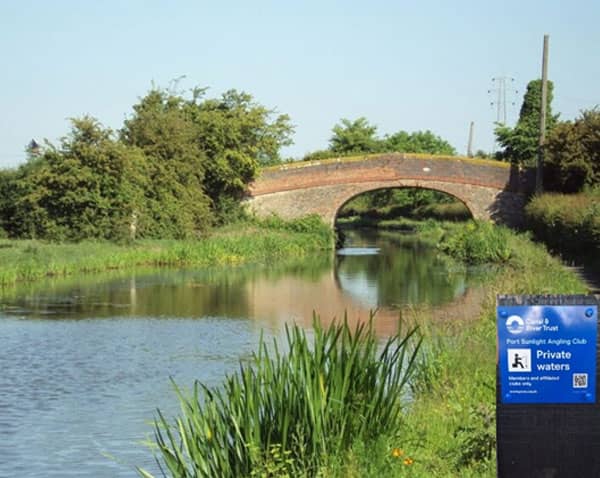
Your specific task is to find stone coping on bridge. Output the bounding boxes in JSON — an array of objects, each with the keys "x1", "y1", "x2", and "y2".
[{"x1": 260, "y1": 152, "x2": 512, "y2": 173}]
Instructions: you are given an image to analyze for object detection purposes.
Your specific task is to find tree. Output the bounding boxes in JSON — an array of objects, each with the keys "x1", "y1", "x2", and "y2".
[
  {"x1": 0, "y1": 168, "x2": 18, "y2": 236},
  {"x1": 189, "y1": 89, "x2": 294, "y2": 207},
  {"x1": 495, "y1": 79, "x2": 559, "y2": 166},
  {"x1": 121, "y1": 89, "x2": 214, "y2": 235},
  {"x1": 544, "y1": 108, "x2": 600, "y2": 192},
  {"x1": 122, "y1": 88, "x2": 294, "y2": 223},
  {"x1": 320, "y1": 117, "x2": 456, "y2": 157},
  {"x1": 329, "y1": 117, "x2": 382, "y2": 154},
  {"x1": 384, "y1": 130, "x2": 456, "y2": 155},
  {"x1": 9, "y1": 117, "x2": 153, "y2": 240}
]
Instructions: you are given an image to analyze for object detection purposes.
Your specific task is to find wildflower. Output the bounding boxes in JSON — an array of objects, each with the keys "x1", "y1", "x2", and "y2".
[
  {"x1": 391, "y1": 448, "x2": 404, "y2": 458},
  {"x1": 403, "y1": 457, "x2": 414, "y2": 465}
]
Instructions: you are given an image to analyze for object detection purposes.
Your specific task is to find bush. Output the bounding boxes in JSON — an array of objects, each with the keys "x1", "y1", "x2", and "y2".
[
  {"x1": 544, "y1": 109, "x2": 600, "y2": 192},
  {"x1": 525, "y1": 190, "x2": 600, "y2": 256},
  {"x1": 257, "y1": 214, "x2": 333, "y2": 244},
  {"x1": 139, "y1": 314, "x2": 421, "y2": 478},
  {"x1": 414, "y1": 202, "x2": 471, "y2": 222},
  {"x1": 438, "y1": 221, "x2": 512, "y2": 264}
]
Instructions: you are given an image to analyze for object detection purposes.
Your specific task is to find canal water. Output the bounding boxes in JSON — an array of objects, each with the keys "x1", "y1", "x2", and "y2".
[{"x1": 0, "y1": 229, "x2": 479, "y2": 477}]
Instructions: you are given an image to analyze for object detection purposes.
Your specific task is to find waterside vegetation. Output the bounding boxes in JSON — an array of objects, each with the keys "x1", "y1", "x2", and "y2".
[
  {"x1": 0, "y1": 215, "x2": 333, "y2": 288},
  {"x1": 336, "y1": 188, "x2": 472, "y2": 229},
  {"x1": 525, "y1": 189, "x2": 599, "y2": 257},
  {"x1": 0, "y1": 87, "x2": 293, "y2": 241},
  {"x1": 139, "y1": 314, "x2": 421, "y2": 478},
  {"x1": 392, "y1": 224, "x2": 587, "y2": 478},
  {"x1": 140, "y1": 221, "x2": 589, "y2": 477}
]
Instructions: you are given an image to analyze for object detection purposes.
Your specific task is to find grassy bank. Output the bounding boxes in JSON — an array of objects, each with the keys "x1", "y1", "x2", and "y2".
[
  {"x1": 390, "y1": 224, "x2": 587, "y2": 477},
  {"x1": 525, "y1": 189, "x2": 600, "y2": 258},
  {"x1": 0, "y1": 215, "x2": 333, "y2": 288},
  {"x1": 314, "y1": 222, "x2": 587, "y2": 477},
  {"x1": 141, "y1": 221, "x2": 590, "y2": 477}
]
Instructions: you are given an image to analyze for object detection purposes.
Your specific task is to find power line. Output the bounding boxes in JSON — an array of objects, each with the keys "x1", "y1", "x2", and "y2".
[{"x1": 489, "y1": 76, "x2": 518, "y2": 125}]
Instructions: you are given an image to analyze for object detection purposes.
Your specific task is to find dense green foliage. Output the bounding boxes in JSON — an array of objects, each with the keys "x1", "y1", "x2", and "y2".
[
  {"x1": 0, "y1": 87, "x2": 293, "y2": 240},
  {"x1": 0, "y1": 215, "x2": 333, "y2": 288},
  {"x1": 121, "y1": 89, "x2": 293, "y2": 217},
  {"x1": 0, "y1": 168, "x2": 17, "y2": 237},
  {"x1": 493, "y1": 79, "x2": 599, "y2": 193},
  {"x1": 525, "y1": 189, "x2": 600, "y2": 257},
  {"x1": 383, "y1": 130, "x2": 456, "y2": 156},
  {"x1": 438, "y1": 221, "x2": 512, "y2": 264},
  {"x1": 544, "y1": 109, "x2": 600, "y2": 192},
  {"x1": 495, "y1": 79, "x2": 558, "y2": 166},
  {"x1": 329, "y1": 117, "x2": 380, "y2": 154},
  {"x1": 3, "y1": 118, "x2": 164, "y2": 240},
  {"x1": 303, "y1": 117, "x2": 455, "y2": 160},
  {"x1": 139, "y1": 315, "x2": 421, "y2": 478},
  {"x1": 338, "y1": 188, "x2": 471, "y2": 224}
]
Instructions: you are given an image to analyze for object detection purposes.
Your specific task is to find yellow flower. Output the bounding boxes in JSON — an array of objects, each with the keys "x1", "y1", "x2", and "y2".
[
  {"x1": 403, "y1": 457, "x2": 414, "y2": 466},
  {"x1": 391, "y1": 448, "x2": 404, "y2": 458}
]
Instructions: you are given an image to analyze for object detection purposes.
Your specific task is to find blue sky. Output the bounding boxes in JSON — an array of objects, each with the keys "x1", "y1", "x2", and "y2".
[{"x1": 1, "y1": 0, "x2": 599, "y2": 167}]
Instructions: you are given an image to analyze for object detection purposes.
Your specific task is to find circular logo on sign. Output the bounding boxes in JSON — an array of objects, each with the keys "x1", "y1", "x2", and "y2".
[{"x1": 506, "y1": 315, "x2": 525, "y2": 334}]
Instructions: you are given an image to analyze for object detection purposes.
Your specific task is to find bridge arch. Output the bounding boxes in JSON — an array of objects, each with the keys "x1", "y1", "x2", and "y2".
[
  {"x1": 247, "y1": 153, "x2": 530, "y2": 228},
  {"x1": 334, "y1": 185, "x2": 475, "y2": 224}
]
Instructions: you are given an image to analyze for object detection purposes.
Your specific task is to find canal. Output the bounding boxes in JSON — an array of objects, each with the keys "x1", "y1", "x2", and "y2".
[{"x1": 0, "y1": 229, "x2": 482, "y2": 477}]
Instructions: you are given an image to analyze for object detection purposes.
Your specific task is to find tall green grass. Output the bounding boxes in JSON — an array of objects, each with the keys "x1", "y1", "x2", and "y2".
[
  {"x1": 0, "y1": 215, "x2": 334, "y2": 288},
  {"x1": 437, "y1": 220, "x2": 512, "y2": 264},
  {"x1": 525, "y1": 189, "x2": 600, "y2": 256},
  {"x1": 138, "y1": 314, "x2": 421, "y2": 478}
]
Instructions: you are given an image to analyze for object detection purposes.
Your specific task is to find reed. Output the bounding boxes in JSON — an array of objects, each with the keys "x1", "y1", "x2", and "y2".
[{"x1": 138, "y1": 313, "x2": 421, "y2": 478}]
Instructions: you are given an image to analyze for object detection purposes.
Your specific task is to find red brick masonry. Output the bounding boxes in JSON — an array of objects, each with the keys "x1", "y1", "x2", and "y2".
[{"x1": 247, "y1": 154, "x2": 531, "y2": 226}]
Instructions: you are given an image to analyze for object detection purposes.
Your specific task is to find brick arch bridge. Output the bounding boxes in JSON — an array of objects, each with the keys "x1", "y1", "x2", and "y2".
[{"x1": 247, "y1": 153, "x2": 532, "y2": 227}]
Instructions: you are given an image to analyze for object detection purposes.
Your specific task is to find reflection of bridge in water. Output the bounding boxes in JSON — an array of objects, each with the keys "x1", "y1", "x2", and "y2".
[
  {"x1": 246, "y1": 269, "x2": 486, "y2": 336},
  {"x1": 248, "y1": 153, "x2": 533, "y2": 227}
]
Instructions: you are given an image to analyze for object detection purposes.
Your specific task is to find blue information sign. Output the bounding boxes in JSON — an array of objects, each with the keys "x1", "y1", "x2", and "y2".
[{"x1": 497, "y1": 305, "x2": 597, "y2": 404}]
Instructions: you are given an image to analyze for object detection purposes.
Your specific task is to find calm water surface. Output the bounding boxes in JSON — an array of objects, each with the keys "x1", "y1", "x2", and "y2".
[{"x1": 0, "y1": 230, "x2": 478, "y2": 477}]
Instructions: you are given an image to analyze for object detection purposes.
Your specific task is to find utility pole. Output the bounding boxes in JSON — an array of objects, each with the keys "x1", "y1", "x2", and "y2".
[
  {"x1": 467, "y1": 121, "x2": 474, "y2": 157},
  {"x1": 537, "y1": 35, "x2": 549, "y2": 194}
]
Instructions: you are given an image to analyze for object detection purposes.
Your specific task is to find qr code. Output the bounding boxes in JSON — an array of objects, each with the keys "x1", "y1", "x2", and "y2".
[{"x1": 573, "y1": 373, "x2": 588, "y2": 388}]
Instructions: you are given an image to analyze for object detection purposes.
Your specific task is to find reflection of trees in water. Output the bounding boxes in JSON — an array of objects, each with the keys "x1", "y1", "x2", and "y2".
[
  {"x1": 1, "y1": 254, "x2": 333, "y2": 320},
  {"x1": 335, "y1": 230, "x2": 468, "y2": 308},
  {"x1": 1, "y1": 231, "x2": 472, "y2": 323}
]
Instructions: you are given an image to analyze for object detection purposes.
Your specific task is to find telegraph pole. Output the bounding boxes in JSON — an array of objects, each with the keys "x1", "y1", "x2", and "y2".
[{"x1": 537, "y1": 35, "x2": 549, "y2": 193}]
